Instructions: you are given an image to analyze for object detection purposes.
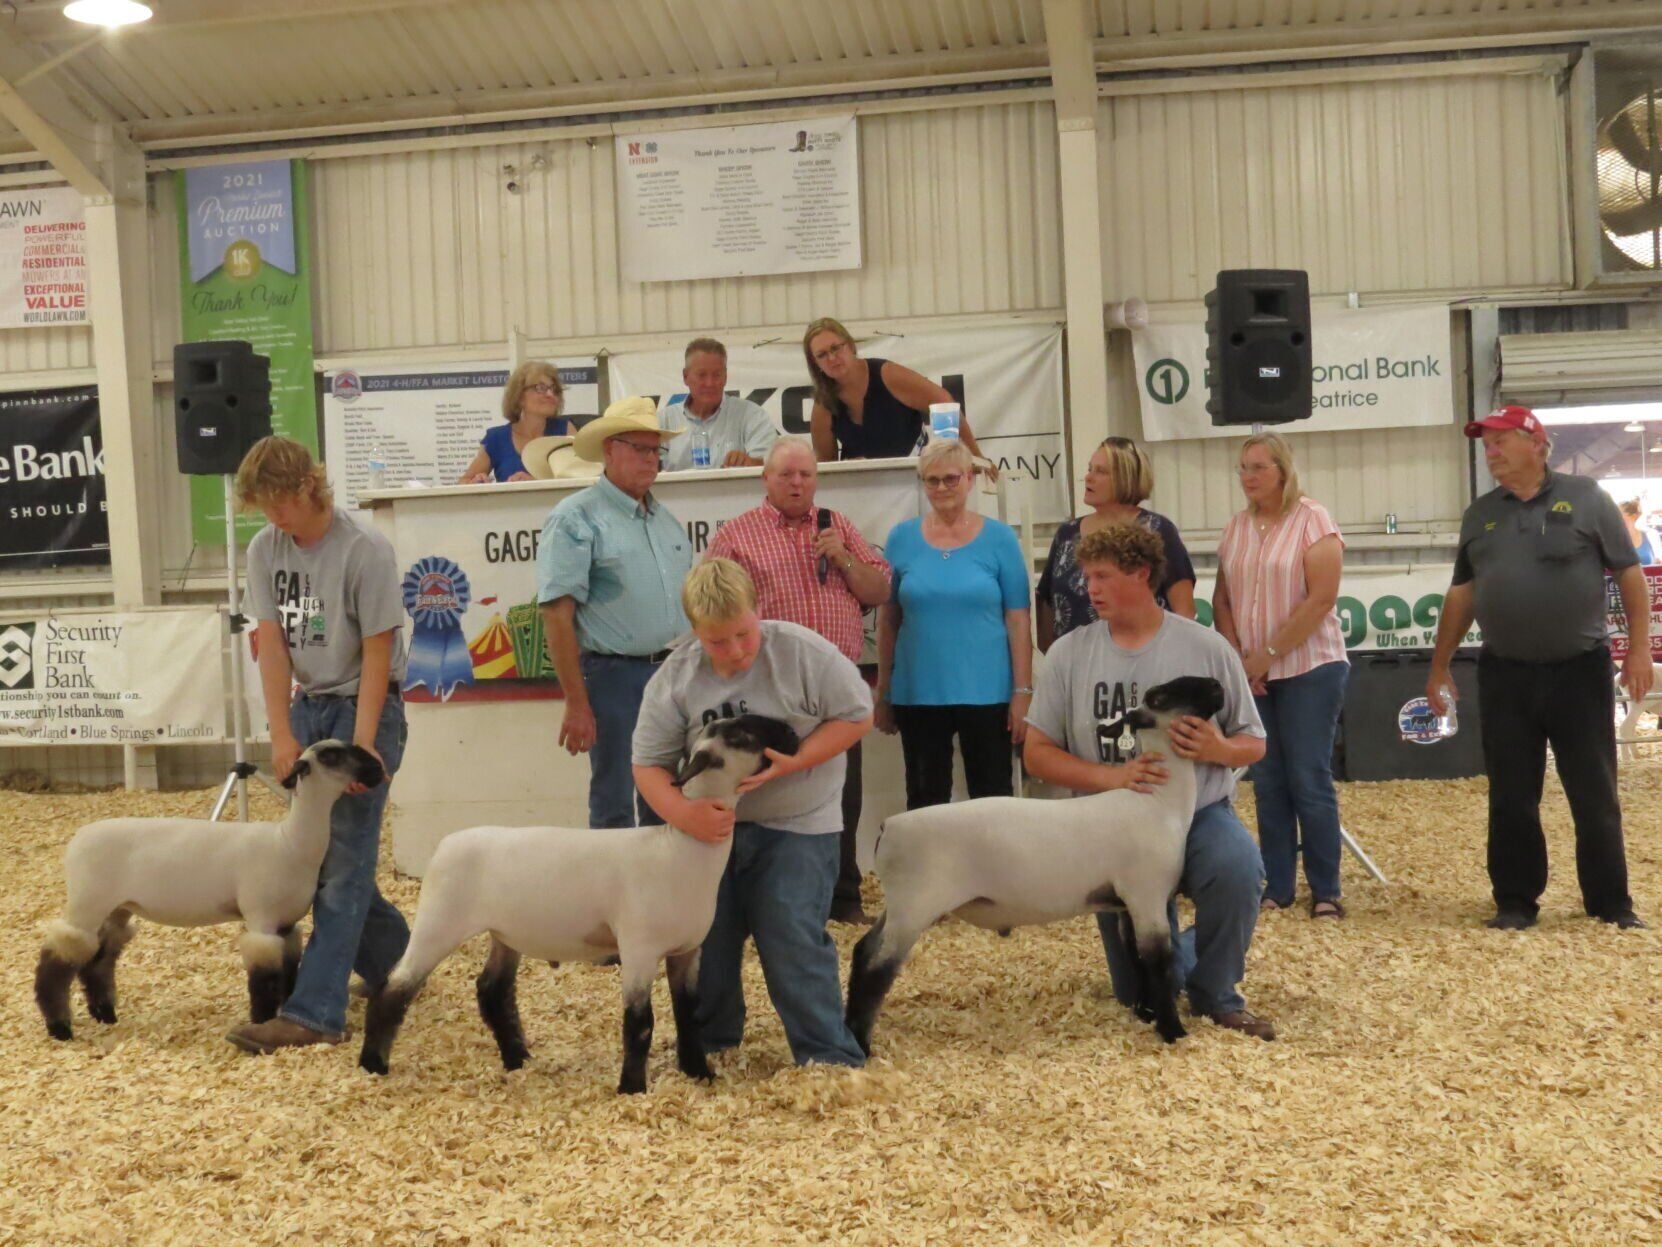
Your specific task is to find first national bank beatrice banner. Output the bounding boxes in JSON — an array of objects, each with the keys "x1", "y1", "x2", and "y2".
[
  {"x1": 177, "y1": 160, "x2": 316, "y2": 544},
  {"x1": 0, "y1": 387, "x2": 108, "y2": 569}
]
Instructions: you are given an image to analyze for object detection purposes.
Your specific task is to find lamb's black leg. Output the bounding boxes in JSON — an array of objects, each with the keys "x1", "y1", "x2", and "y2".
[
  {"x1": 279, "y1": 926, "x2": 302, "y2": 1005},
  {"x1": 359, "y1": 980, "x2": 419, "y2": 1075},
  {"x1": 78, "y1": 913, "x2": 133, "y2": 1026},
  {"x1": 1138, "y1": 936, "x2": 1187, "y2": 1044},
  {"x1": 618, "y1": 992, "x2": 654, "y2": 1095},
  {"x1": 844, "y1": 914, "x2": 905, "y2": 1058},
  {"x1": 1119, "y1": 911, "x2": 1157, "y2": 1024},
  {"x1": 665, "y1": 950, "x2": 712, "y2": 1083},
  {"x1": 475, "y1": 938, "x2": 529, "y2": 1071},
  {"x1": 35, "y1": 949, "x2": 79, "y2": 1041}
]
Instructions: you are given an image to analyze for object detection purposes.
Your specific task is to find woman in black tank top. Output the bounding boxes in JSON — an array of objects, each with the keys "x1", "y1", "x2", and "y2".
[{"x1": 802, "y1": 317, "x2": 997, "y2": 473}]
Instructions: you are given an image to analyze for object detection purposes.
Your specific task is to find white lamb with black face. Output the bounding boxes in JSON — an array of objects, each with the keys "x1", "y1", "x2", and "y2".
[
  {"x1": 358, "y1": 714, "x2": 799, "y2": 1094},
  {"x1": 845, "y1": 677, "x2": 1229, "y2": 1053},
  {"x1": 35, "y1": 741, "x2": 384, "y2": 1042}
]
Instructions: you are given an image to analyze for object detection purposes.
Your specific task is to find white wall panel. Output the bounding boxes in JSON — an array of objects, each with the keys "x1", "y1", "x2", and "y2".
[
  {"x1": 1100, "y1": 66, "x2": 1561, "y2": 532},
  {"x1": 309, "y1": 101, "x2": 1063, "y2": 355}
]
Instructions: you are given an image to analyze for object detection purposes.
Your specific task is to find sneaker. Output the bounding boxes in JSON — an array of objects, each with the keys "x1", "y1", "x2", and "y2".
[
  {"x1": 226, "y1": 1017, "x2": 344, "y2": 1055},
  {"x1": 1486, "y1": 909, "x2": 1537, "y2": 931},
  {"x1": 1206, "y1": 1009, "x2": 1276, "y2": 1041},
  {"x1": 1597, "y1": 911, "x2": 1648, "y2": 930}
]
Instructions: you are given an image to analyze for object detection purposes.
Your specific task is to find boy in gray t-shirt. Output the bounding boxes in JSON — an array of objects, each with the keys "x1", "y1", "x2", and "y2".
[
  {"x1": 1024, "y1": 523, "x2": 1276, "y2": 1042},
  {"x1": 633, "y1": 559, "x2": 872, "y2": 1068},
  {"x1": 226, "y1": 436, "x2": 412, "y2": 1056}
]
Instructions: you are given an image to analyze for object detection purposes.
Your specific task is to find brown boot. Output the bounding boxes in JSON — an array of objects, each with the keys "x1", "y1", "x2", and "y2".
[
  {"x1": 829, "y1": 900, "x2": 874, "y2": 926},
  {"x1": 1206, "y1": 1009, "x2": 1276, "y2": 1041},
  {"x1": 226, "y1": 1017, "x2": 344, "y2": 1055}
]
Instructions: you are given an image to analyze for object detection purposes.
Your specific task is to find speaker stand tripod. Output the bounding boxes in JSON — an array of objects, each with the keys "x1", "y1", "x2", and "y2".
[{"x1": 208, "y1": 473, "x2": 285, "y2": 821}]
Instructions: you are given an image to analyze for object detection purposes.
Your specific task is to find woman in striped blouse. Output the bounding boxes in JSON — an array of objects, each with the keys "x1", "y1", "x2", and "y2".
[{"x1": 1213, "y1": 433, "x2": 1350, "y2": 919}]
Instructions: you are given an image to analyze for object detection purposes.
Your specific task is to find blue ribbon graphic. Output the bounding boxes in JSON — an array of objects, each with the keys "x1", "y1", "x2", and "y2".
[{"x1": 401, "y1": 556, "x2": 474, "y2": 700}]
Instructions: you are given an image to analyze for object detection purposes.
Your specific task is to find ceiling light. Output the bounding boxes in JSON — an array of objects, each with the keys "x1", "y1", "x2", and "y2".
[
  {"x1": 64, "y1": 0, "x2": 153, "y2": 28},
  {"x1": 1625, "y1": 421, "x2": 1646, "y2": 432}
]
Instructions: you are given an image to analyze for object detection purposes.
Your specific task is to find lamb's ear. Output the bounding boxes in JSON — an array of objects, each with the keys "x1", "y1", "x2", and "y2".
[
  {"x1": 673, "y1": 751, "x2": 714, "y2": 788},
  {"x1": 280, "y1": 759, "x2": 313, "y2": 790}
]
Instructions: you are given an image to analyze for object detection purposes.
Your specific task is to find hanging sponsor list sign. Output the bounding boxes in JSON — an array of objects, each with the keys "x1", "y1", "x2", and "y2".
[
  {"x1": 0, "y1": 187, "x2": 88, "y2": 328},
  {"x1": 322, "y1": 361, "x2": 600, "y2": 508},
  {"x1": 616, "y1": 116, "x2": 860, "y2": 282},
  {"x1": 1132, "y1": 303, "x2": 1454, "y2": 441},
  {"x1": 0, "y1": 609, "x2": 226, "y2": 745}
]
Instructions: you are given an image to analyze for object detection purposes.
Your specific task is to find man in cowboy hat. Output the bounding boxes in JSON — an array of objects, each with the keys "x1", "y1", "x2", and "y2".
[
  {"x1": 1428, "y1": 404, "x2": 1652, "y2": 931},
  {"x1": 536, "y1": 397, "x2": 693, "y2": 827}
]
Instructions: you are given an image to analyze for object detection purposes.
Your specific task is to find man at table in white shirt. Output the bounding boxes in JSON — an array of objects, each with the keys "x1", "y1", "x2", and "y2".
[{"x1": 658, "y1": 337, "x2": 780, "y2": 471}]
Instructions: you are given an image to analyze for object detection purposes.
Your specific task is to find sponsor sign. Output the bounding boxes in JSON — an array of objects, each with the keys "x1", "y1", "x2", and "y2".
[
  {"x1": 615, "y1": 116, "x2": 860, "y2": 282},
  {"x1": 0, "y1": 610, "x2": 227, "y2": 745},
  {"x1": 1133, "y1": 303, "x2": 1454, "y2": 441},
  {"x1": 0, "y1": 387, "x2": 107, "y2": 568},
  {"x1": 0, "y1": 186, "x2": 87, "y2": 328},
  {"x1": 322, "y1": 361, "x2": 601, "y2": 506},
  {"x1": 1607, "y1": 565, "x2": 1662, "y2": 664},
  {"x1": 1192, "y1": 566, "x2": 1483, "y2": 652},
  {"x1": 609, "y1": 322, "x2": 1068, "y2": 523}
]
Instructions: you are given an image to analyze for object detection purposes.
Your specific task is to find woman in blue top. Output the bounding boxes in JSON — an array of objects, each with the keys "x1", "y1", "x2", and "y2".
[
  {"x1": 458, "y1": 361, "x2": 571, "y2": 484},
  {"x1": 1037, "y1": 436, "x2": 1196, "y2": 651},
  {"x1": 876, "y1": 438, "x2": 1034, "y2": 810}
]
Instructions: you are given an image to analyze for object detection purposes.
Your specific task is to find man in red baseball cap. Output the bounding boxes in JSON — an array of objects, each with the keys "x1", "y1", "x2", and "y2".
[{"x1": 1426, "y1": 404, "x2": 1651, "y2": 931}]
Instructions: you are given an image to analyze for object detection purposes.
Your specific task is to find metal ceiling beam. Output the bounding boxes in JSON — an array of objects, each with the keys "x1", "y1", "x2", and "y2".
[{"x1": 0, "y1": 25, "x2": 121, "y2": 195}]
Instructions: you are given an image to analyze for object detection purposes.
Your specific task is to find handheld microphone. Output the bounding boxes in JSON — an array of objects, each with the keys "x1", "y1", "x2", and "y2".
[{"x1": 816, "y1": 508, "x2": 832, "y2": 584}]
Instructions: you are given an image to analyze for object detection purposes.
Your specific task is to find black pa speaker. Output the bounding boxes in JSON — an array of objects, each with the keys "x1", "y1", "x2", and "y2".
[
  {"x1": 1204, "y1": 270, "x2": 1312, "y2": 427},
  {"x1": 173, "y1": 340, "x2": 273, "y2": 475}
]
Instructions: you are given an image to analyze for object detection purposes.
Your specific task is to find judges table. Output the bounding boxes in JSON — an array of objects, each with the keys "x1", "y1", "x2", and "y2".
[{"x1": 360, "y1": 459, "x2": 925, "y2": 876}]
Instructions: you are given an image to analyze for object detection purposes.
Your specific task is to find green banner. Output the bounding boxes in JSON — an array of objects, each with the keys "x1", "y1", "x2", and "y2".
[{"x1": 177, "y1": 159, "x2": 316, "y2": 544}]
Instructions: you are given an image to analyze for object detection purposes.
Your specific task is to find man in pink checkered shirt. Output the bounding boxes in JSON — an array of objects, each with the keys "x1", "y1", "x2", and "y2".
[{"x1": 707, "y1": 436, "x2": 892, "y2": 923}]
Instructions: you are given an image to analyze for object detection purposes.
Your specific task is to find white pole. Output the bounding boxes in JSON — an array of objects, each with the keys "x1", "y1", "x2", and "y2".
[{"x1": 223, "y1": 475, "x2": 250, "y2": 821}]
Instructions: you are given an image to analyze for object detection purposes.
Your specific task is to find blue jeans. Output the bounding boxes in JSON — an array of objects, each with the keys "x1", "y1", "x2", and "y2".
[
  {"x1": 580, "y1": 652, "x2": 658, "y2": 828},
  {"x1": 695, "y1": 823, "x2": 866, "y2": 1068},
  {"x1": 1250, "y1": 660, "x2": 1348, "y2": 905},
  {"x1": 279, "y1": 693, "x2": 411, "y2": 1037},
  {"x1": 1095, "y1": 799, "x2": 1264, "y2": 1016}
]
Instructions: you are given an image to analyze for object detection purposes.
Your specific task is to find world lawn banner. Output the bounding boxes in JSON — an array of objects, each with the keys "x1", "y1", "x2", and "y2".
[
  {"x1": 0, "y1": 187, "x2": 88, "y2": 328},
  {"x1": 178, "y1": 160, "x2": 316, "y2": 544},
  {"x1": 608, "y1": 322, "x2": 1068, "y2": 522},
  {"x1": 322, "y1": 360, "x2": 601, "y2": 507},
  {"x1": 388, "y1": 465, "x2": 922, "y2": 701},
  {"x1": 1132, "y1": 303, "x2": 1454, "y2": 442},
  {"x1": 0, "y1": 609, "x2": 226, "y2": 746},
  {"x1": 1192, "y1": 566, "x2": 1482, "y2": 652},
  {"x1": 0, "y1": 387, "x2": 108, "y2": 569}
]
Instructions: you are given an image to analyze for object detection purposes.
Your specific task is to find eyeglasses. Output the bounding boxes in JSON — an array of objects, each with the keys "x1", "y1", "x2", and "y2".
[
  {"x1": 526, "y1": 383, "x2": 561, "y2": 397},
  {"x1": 610, "y1": 437, "x2": 665, "y2": 460},
  {"x1": 812, "y1": 341, "x2": 849, "y2": 364},
  {"x1": 922, "y1": 473, "x2": 964, "y2": 490}
]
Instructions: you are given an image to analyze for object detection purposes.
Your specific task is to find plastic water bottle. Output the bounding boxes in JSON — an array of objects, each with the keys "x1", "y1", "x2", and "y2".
[
  {"x1": 1434, "y1": 683, "x2": 1458, "y2": 738},
  {"x1": 366, "y1": 446, "x2": 387, "y2": 490},
  {"x1": 690, "y1": 425, "x2": 712, "y2": 469},
  {"x1": 928, "y1": 402, "x2": 961, "y2": 441}
]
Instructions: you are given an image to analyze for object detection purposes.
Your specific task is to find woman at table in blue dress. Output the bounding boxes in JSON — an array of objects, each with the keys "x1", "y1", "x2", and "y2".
[
  {"x1": 457, "y1": 361, "x2": 572, "y2": 484},
  {"x1": 803, "y1": 316, "x2": 995, "y2": 475},
  {"x1": 1036, "y1": 435, "x2": 1196, "y2": 651}
]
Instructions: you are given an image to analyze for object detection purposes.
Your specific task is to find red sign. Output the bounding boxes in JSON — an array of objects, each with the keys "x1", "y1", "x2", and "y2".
[{"x1": 1607, "y1": 565, "x2": 1662, "y2": 663}]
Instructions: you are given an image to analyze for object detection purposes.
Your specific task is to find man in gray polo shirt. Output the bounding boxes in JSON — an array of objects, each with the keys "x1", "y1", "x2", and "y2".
[{"x1": 1428, "y1": 405, "x2": 1653, "y2": 930}]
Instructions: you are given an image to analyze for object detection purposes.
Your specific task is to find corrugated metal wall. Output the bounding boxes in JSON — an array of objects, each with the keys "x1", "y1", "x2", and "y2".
[{"x1": 1099, "y1": 64, "x2": 1568, "y2": 540}]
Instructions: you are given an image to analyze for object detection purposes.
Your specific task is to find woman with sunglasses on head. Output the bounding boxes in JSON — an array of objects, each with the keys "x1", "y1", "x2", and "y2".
[
  {"x1": 1213, "y1": 432, "x2": 1349, "y2": 921},
  {"x1": 876, "y1": 438, "x2": 1032, "y2": 809},
  {"x1": 458, "y1": 361, "x2": 572, "y2": 484},
  {"x1": 1037, "y1": 436, "x2": 1196, "y2": 653},
  {"x1": 802, "y1": 317, "x2": 996, "y2": 476}
]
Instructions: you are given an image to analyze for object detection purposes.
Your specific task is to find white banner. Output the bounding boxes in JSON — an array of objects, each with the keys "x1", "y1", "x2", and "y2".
[
  {"x1": 0, "y1": 610, "x2": 226, "y2": 746},
  {"x1": 1191, "y1": 565, "x2": 1481, "y2": 652},
  {"x1": 1132, "y1": 303, "x2": 1454, "y2": 442},
  {"x1": 0, "y1": 187, "x2": 88, "y2": 329},
  {"x1": 322, "y1": 361, "x2": 600, "y2": 508},
  {"x1": 608, "y1": 323, "x2": 1068, "y2": 523},
  {"x1": 383, "y1": 464, "x2": 922, "y2": 700},
  {"x1": 615, "y1": 117, "x2": 860, "y2": 283}
]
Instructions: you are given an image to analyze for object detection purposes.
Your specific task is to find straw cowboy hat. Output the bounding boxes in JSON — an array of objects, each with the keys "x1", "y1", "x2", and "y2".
[
  {"x1": 572, "y1": 396, "x2": 682, "y2": 463},
  {"x1": 520, "y1": 434, "x2": 603, "y2": 481}
]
